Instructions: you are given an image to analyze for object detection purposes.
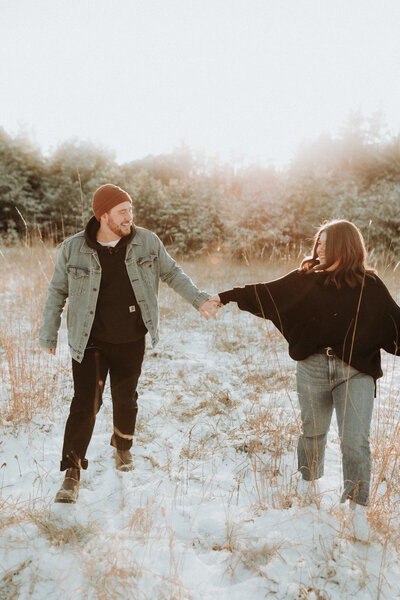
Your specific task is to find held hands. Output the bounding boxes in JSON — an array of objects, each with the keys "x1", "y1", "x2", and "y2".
[{"x1": 199, "y1": 296, "x2": 223, "y2": 320}]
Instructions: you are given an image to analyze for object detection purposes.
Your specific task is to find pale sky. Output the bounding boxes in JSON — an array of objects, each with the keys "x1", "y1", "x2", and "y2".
[{"x1": 1, "y1": 0, "x2": 400, "y2": 166}]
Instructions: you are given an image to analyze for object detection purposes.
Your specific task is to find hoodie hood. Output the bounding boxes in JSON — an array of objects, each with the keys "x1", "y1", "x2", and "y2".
[{"x1": 84, "y1": 215, "x2": 136, "y2": 251}]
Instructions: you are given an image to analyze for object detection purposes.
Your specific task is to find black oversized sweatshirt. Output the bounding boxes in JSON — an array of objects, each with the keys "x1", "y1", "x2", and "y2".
[{"x1": 219, "y1": 269, "x2": 400, "y2": 380}]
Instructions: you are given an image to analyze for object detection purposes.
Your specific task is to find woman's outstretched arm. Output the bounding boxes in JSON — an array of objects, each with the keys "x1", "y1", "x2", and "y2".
[
  {"x1": 218, "y1": 283, "x2": 275, "y2": 319},
  {"x1": 216, "y1": 270, "x2": 302, "y2": 322}
]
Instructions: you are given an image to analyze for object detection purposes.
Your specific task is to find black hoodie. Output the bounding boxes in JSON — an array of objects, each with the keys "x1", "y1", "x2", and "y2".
[{"x1": 84, "y1": 216, "x2": 147, "y2": 344}]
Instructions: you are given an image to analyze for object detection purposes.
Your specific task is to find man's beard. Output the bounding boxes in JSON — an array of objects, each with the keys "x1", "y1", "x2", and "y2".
[{"x1": 108, "y1": 217, "x2": 132, "y2": 238}]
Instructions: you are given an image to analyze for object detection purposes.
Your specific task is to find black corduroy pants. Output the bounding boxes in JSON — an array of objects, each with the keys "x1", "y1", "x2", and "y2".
[{"x1": 60, "y1": 337, "x2": 145, "y2": 471}]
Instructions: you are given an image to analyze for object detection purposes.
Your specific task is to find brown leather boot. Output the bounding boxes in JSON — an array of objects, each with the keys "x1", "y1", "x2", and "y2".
[
  {"x1": 115, "y1": 449, "x2": 134, "y2": 471},
  {"x1": 54, "y1": 468, "x2": 80, "y2": 503}
]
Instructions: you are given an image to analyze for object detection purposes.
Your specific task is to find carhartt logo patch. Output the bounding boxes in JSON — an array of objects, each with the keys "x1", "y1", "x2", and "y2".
[{"x1": 129, "y1": 305, "x2": 136, "y2": 313}]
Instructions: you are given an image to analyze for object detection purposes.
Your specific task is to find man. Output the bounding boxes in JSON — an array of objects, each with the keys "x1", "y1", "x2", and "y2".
[{"x1": 39, "y1": 184, "x2": 218, "y2": 503}]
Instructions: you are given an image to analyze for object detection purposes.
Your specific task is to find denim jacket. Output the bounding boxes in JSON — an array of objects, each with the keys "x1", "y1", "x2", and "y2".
[{"x1": 39, "y1": 226, "x2": 210, "y2": 362}]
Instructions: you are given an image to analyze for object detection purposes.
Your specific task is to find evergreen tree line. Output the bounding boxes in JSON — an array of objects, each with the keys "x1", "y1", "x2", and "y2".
[{"x1": 1, "y1": 112, "x2": 400, "y2": 257}]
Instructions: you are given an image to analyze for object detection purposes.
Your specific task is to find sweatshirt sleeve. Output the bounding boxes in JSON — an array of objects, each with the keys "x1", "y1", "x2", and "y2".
[
  {"x1": 377, "y1": 277, "x2": 400, "y2": 355},
  {"x1": 219, "y1": 283, "x2": 276, "y2": 319},
  {"x1": 218, "y1": 270, "x2": 301, "y2": 324}
]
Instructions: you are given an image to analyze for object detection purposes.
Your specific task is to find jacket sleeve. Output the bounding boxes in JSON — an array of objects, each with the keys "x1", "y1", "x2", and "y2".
[
  {"x1": 155, "y1": 234, "x2": 210, "y2": 309},
  {"x1": 38, "y1": 243, "x2": 69, "y2": 348}
]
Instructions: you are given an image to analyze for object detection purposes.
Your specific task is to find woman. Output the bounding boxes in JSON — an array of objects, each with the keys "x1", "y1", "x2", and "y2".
[{"x1": 213, "y1": 220, "x2": 400, "y2": 540}]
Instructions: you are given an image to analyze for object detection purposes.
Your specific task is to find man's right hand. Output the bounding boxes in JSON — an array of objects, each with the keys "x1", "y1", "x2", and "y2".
[{"x1": 42, "y1": 348, "x2": 56, "y2": 355}]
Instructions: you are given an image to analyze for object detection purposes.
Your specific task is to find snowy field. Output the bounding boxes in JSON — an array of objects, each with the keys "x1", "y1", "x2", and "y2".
[{"x1": 1, "y1": 247, "x2": 400, "y2": 599}]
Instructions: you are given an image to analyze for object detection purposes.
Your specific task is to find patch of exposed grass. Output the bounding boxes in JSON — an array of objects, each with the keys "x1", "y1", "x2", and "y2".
[
  {"x1": 0, "y1": 560, "x2": 32, "y2": 600},
  {"x1": 26, "y1": 510, "x2": 96, "y2": 547}
]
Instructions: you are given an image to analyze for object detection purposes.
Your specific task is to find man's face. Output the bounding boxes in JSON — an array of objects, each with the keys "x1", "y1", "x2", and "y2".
[{"x1": 103, "y1": 201, "x2": 133, "y2": 237}]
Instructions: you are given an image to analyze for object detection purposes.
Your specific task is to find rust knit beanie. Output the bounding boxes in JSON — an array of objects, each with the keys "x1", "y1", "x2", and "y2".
[{"x1": 92, "y1": 184, "x2": 132, "y2": 221}]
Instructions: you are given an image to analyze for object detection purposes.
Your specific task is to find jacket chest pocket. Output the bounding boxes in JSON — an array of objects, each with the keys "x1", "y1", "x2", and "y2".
[
  {"x1": 137, "y1": 254, "x2": 158, "y2": 268},
  {"x1": 137, "y1": 254, "x2": 158, "y2": 283},
  {"x1": 67, "y1": 265, "x2": 90, "y2": 296}
]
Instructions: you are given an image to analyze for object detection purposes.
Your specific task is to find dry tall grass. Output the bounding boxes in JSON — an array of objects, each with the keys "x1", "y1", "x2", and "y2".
[{"x1": 0, "y1": 243, "x2": 70, "y2": 427}]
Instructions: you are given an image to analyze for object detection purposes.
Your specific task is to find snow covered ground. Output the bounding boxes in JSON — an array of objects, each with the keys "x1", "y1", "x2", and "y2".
[{"x1": 1, "y1": 255, "x2": 400, "y2": 599}]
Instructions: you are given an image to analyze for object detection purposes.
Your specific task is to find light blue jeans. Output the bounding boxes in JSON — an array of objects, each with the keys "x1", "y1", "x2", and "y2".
[{"x1": 296, "y1": 352, "x2": 375, "y2": 506}]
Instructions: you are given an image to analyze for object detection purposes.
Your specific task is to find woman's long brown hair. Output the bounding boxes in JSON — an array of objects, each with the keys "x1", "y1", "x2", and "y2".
[{"x1": 300, "y1": 220, "x2": 376, "y2": 288}]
